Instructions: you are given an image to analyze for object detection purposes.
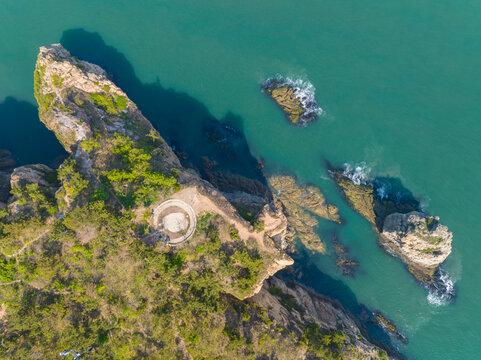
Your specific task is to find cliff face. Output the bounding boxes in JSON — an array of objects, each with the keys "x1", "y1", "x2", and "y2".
[
  {"x1": 331, "y1": 169, "x2": 453, "y2": 283},
  {"x1": 253, "y1": 277, "x2": 393, "y2": 360},
  {"x1": 0, "y1": 44, "x2": 394, "y2": 359}
]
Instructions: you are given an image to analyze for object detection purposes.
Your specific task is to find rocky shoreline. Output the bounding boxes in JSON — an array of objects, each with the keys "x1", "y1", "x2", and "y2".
[{"x1": 0, "y1": 44, "x2": 398, "y2": 359}]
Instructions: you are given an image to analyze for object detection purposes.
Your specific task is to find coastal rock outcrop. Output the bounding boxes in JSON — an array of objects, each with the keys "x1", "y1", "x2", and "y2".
[
  {"x1": 331, "y1": 167, "x2": 453, "y2": 284},
  {"x1": 382, "y1": 212, "x2": 452, "y2": 282},
  {"x1": 261, "y1": 77, "x2": 322, "y2": 126},
  {"x1": 268, "y1": 175, "x2": 340, "y2": 253}
]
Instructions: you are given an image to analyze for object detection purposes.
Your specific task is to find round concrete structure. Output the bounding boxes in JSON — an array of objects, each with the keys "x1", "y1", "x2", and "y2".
[{"x1": 153, "y1": 199, "x2": 196, "y2": 244}]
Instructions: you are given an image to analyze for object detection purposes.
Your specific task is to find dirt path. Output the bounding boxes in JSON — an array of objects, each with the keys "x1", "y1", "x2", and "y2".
[
  {"x1": 5, "y1": 228, "x2": 50, "y2": 259},
  {"x1": 167, "y1": 187, "x2": 285, "y2": 249}
]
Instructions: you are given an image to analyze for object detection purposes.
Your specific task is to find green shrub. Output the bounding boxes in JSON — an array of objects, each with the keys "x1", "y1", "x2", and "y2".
[
  {"x1": 52, "y1": 74, "x2": 64, "y2": 87},
  {"x1": 253, "y1": 220, "x2": 264, "y2": 232},
  {"x1": 57, "y1": 158, "x2": 89, "y2": 201},
  {"x1": 88, "y1": 92, "x2": 127, "y2": 114},
  {"x1": 81, "y1": 138, "x2": 100, "y2": 152},
  {"x1": 103, "y1": 134, "x2": 177, "y2": 206},
  {"x1": 229, "y1": 227, "x2": 240, "y2": 240},
  {"x1": 268, "y1": 287, "x2": 304, "y2": 313}
]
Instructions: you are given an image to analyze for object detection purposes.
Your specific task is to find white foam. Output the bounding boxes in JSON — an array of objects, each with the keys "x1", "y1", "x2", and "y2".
[
  {"x1": 426, "y1": 268, "x2": 455, "y2": 306},
  {"x1": 342, "y1": 162, "x2": 371, "y2": 185}
]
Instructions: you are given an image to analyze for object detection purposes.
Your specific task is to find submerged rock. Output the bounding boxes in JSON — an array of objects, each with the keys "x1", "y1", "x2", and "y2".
[
  {"x1": 0, "y1": 149, "x2": 16, "y2": 170},
  {"x1": 373, "y1": 311, "x2": 409, "y2": 344},
  {"x1": 268, "y1": 175, "x2": 340, "y2": 253},
  {"x1": 330, "y1": 167, "x2": 452, "y2": 284},
  {"x1": 332, "y1": 234, "x2": 359, "y2": 277},
  {"x1": 261, "y1": 77, "x2": 322, "y2": 126}
]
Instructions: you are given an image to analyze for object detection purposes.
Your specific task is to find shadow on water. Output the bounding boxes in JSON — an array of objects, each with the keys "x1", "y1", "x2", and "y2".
[
  {"x1": 60, "y1": 29, "x2": 264, "y2": 185},
  {"x1": 373, "y1": 177, "x2": 420, "y2": 211},
  {"x1": 0, "y1": 97, "x2": 66, "y2": 167},
  {"x1": 280, "y1": 245, "x2": 408, "y2": 359}
]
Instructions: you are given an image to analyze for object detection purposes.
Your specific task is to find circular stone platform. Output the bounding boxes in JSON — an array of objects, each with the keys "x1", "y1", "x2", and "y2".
[{"x1": 152, "y1": 199, "x2": 196, "y2": 244}]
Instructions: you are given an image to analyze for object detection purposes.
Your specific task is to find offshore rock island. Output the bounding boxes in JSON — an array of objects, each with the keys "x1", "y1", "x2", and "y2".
[
  {"x1": 0, "y1": 44, "x2": 396, "y2": 359},
  {"x1": 330, "y1": 164, "x2": 453, "y2": 291},
  {"x1": 261, "y1": 77, "x2": 322, "y2": 126}
]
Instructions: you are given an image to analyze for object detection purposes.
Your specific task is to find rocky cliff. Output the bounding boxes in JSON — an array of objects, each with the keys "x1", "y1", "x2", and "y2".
[{"x1": 0, "y1": 45, "x2": 395, "y2": 359}]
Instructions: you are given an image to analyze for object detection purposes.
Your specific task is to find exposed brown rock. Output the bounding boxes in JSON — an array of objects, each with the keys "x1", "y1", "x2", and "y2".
[{"x1": 268, "y1": 175, "x2": 340, "y2": 253}]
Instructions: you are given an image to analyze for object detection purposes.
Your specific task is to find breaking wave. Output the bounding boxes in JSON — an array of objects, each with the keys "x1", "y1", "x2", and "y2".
[
  {"x1": 426, "y1": 268, "x2": 456, "y2": 306},
  {"x1": 342, "y1": 162, "x2": 371, "y2": 185},
  {"x1": 262, "y1": 75, "x2": 323, "y2": 118}
]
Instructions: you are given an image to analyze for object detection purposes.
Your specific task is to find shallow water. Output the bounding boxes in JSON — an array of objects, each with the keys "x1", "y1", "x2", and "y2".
[{"x1": 1, "y1": 1, "x2": 481, "y2": 358}]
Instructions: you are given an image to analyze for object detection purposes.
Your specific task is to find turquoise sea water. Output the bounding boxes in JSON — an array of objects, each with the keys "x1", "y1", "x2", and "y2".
[{"x1": 1, "y1": 1, "x2": 481, "y2": 358}]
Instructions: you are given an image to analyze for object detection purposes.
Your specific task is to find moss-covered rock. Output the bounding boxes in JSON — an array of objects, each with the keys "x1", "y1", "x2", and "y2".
[{"x1": 332, "y1": 170, "x2": 377, "y2": 225}]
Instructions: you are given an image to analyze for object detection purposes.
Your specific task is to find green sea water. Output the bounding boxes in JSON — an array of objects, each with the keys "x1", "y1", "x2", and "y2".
[{"x1": 1, "y1": 0, "x2": 481, "y2": 358}]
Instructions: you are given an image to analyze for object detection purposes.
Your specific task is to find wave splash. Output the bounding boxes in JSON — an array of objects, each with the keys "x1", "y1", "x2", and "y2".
[
  {"x1": 342, "y1": 162, "x2": 371, "y2": 185},
  {"x1": 426, "y1": 268, "x2": 456, "y2": 306},
  {"x1": 263, "y1": 75, "x2": 323, "y2": 119}
]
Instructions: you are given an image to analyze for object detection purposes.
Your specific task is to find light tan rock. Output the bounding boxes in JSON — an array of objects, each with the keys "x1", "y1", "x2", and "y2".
[{"x1": 381, "y1": 211, "x2": 452, "y2": 281}]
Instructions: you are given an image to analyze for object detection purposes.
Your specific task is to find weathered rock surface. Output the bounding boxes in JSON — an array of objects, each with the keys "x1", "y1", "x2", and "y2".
[
  {"x1": 331, "y1": 168, "x2": 453, "y2": 283},
  {"x1": 268, "y1": 175, "x2": 340, "y2": 253},
  {"x1": 382, "y1": 211, "x2": 452, "y2": 282},
  {"x1": 10, "y1": 164, "x2": 56, "y2": 189}
]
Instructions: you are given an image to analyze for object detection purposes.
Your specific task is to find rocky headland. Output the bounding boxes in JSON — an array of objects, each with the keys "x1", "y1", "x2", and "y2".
[
  {"x1": 0, "y1": 45, "x2": 396, "y2": 359},
  {"x1": 261, "y1": 77, "x2": 322, "y2": 126},
  {"x1": 330, "y1": 166, "x2": 453, "y2": 286}
]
